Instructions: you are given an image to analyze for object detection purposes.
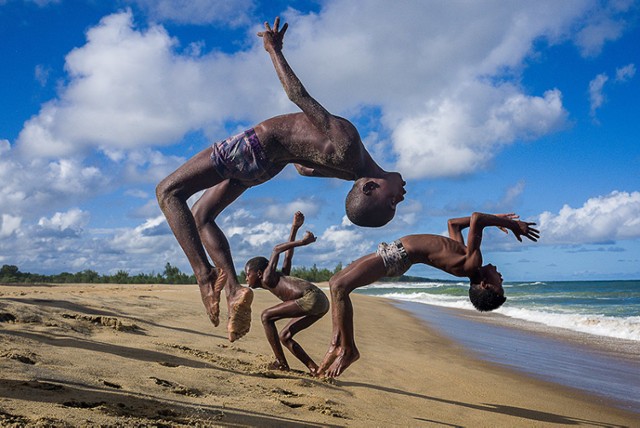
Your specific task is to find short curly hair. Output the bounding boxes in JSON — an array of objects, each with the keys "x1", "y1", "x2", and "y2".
[
  {"x1": 468, "y1": 283, "x2": 506, "y2": 312},
  {"x1": 345, "y1": 182, "x2": 395, "y2": 227},
  {"x1": 245, "y1": 256, "x2": 268, "y2": 273}
]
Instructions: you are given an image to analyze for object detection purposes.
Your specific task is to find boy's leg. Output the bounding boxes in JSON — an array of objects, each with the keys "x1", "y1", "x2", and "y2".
[
  {"x1": 279, "y1": 314, "x2": 324, "y2": 374},
  {"x1": 319, "y1": 253, "x2": 386, "y2": 377},
  {"x1": 191, "y1": 181, "x2": 253, "y2": 342},
  {"x1": 156, "y1": 148, "x2": 228, "y2": 327},
  {"x1": 261, "y1": 301, "x2": 309, "y2": 371}
]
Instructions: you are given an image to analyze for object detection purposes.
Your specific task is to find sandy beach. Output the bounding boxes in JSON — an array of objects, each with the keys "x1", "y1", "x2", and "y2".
[{"x1": 0, "y1": 282, "x2": 638, "y2": 427}]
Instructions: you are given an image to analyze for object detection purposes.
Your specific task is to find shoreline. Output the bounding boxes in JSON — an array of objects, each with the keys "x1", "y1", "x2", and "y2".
[
  {"x1": 395, "y1": 300, "x2": 640, "y2": 413},
  {"x1": 1, "y1": 282, "x2": 638, "y2": 426}
]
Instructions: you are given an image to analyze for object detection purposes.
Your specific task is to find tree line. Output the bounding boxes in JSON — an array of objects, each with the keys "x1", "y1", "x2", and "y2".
[
  {"x1": 0, "y1": 262, "x2": 345, "y2": 285},
  {"x1": 1, "y1": 262, "x2": 435, "y2": 285}
]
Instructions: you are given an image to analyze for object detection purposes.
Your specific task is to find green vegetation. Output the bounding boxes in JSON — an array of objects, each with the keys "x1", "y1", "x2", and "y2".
[
  {"x1": 0, "y1": 263, "x2": 196, "y2": 285},
  {"x1": 1, "y1": 262, "x2": 446, "y2": 285},
  {"x1": 0, "y1": 262, "x2": 345, "y2": 285}
]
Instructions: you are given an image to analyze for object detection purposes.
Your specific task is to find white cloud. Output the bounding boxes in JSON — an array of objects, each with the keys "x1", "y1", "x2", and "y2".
[
  {"x1": 572, "y1": 0, "x2": 633, "y2": 57},
  {"x1": 34, "y1": 64, "x2": 51, "y2": 86},
  {"x1": 589, "y1": 63, "x2": 635, "y2": 119},
  {"x1": 321, "y1": 226, "x2": 368, "y2": 252},
  {"x1": 538, "y1": 191, "x2": 640, "y2": 244},
  {"x1": 264, "y1": 199, "x2": 321, "y2": 221},
  {"x1": 615, "y1": 63, "x2": 636, "y2": 82},
  {"x1": 14, "y1": 2, "x2": 628, "y2": 180},
  {"x1": 16, "y1": 10, "x2": 278, "y2": 159},
  {"x1": 0, "y1": 143, "x2": 109, "y2": 218},
  {"x1": 125, "y1": 189, "x2": 150, "y2": 199},
  {"x1": 0, "y1": 214, "x2": 22, "y2": 238},
  {"x1": 110, "y1": 215, "x2": 173, "y2": 254},
  {"x1": 589, "y1": 73, "x2": 609, "y2": 118},
  {"x1": 284, "y1": 2, "x2": 585, "y2": 179},
  {"x1": 37, "y1": 208, "x2": 89, "y2": 232},
  {"x1": 393, "y1": 88, "x2": 566, "y2": 178},
  {"x1": 4, "y1": 1, "x2": 636, "y2": 277}
]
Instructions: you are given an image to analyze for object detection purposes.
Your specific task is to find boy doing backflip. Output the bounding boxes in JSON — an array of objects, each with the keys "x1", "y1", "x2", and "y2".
[
  {"x1": 156, "y1": 18, "x2": 405, "y2": 342},
  {"x1": 245, "y1": 212, "x2": 329, "y2": 375},
  {"x1": 319, "y1": 212, "x2": 540, "y2": 377}
]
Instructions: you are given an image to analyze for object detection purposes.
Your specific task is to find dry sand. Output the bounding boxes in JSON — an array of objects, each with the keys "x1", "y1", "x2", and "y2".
[{"x1": 0, "y1": 282, "x2": 637, "y2": 427}]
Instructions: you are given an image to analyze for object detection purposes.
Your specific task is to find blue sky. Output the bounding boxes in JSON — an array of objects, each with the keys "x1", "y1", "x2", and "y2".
[{"x1": 1, "y1": 0, "x2": 639, "y2": 281}]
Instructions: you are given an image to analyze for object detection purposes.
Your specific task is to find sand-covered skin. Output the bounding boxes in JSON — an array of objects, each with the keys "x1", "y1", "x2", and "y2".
[{"x1": 0, "y1": 283, "x2": 637, "y2": 427}]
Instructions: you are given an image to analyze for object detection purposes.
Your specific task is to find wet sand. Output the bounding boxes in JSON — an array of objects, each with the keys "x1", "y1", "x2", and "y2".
[
  {"x1": 397, "y1": 300, "x2": 640, "y2": 413},
  {"x1": 0, "y1": 282, "x2": 638, "y2": 427}
]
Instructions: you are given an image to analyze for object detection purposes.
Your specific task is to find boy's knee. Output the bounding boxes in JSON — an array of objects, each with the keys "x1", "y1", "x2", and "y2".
[
  {"x1": 191, "y1": 203, "x2": 206, "y2": 229},
  {"x1": 279, "y1": 329, "x2": 292, "y2": 344},
  {"x1": 261, "y1": 311, "x2": 274, "y2": 325},
  {"x1": 329, "y1": 278, "x2": 348, "y2": 299},
  {"x1": 156, "y1": 178, "x2": 179, "y2": 207},
  {"x1": 155, "y1": 179, "x2": 169, "y2": 203}
]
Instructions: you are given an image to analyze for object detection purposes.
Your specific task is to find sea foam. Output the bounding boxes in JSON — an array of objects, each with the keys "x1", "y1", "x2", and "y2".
[{"x1": 371, "y1": 290, "x2": 640, "y2": 341}]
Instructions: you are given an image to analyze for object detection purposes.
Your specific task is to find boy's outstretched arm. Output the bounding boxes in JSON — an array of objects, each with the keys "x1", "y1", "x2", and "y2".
[
  {"x1": 258, "y1": 18, "x2": 334, "y2": 135},
  {"x1": 281, "y1": 211, "x2": 305, "y2": 275},
  {"x1": 447, "y1": 216, "x2": 471, "y2": 244},
  {"x1": 262, "y1": 231, "x2": 317, "y2": 288},
  {"x1": 464, "y1": 212, "x2": 540, "y2": 270},
  {"x1": 449, "y1": 213, "x2": 521, "y2": 244}
]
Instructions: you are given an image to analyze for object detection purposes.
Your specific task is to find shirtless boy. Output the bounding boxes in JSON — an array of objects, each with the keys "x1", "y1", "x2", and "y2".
[
  {"x1": 156, "y1": 17, "x2": 405, "y2": 341},
  {"x1": 245, "y1": 211, "x2": 329, "y2": 375},
  {"x1": 319, "y1": 212, "x2": 540, "y2": 377}
]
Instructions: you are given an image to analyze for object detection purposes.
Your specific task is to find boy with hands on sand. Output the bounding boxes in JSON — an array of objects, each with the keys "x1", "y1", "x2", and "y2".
[
  {"x1": 319, "y1": 212, "x2": 540, "y2": 378},
  {"x1": 245, "y1": 212, "x2": 330, "y2": 375},
  {"x1": 156, "y1": 17, "x2": 405, "y2": 342}
]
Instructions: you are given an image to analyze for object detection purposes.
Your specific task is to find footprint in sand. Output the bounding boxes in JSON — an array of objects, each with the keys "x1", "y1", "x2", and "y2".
[
  {"x1": 23, "y1": 381, "x2": 63, "y2": 391},
  {"x1": 1, "y1": 351, "x2": 36, "y2": 365},
  {"x1": 63, "y1": 401, "x2": 105, "y2": 409},
  {"x1": 61, "y1": 313, "x2": 140, "y2": 332},
  {"x1": 101, "y1": 380, "x2": 122, "y2": 389},
  {"x1": 0, "y1": 411, "x2": 30, "y2": 426},
  {"x1": 271, "y1": 387, "x2": 299, "y2": 397},
  {"x1": 150, "y1": 377, "x2": 202, "y2": 397},
  {"x1": 0, "y1": 312, "x2": 16, "y2": 323},
  {"x1": 280, "y1": 400, "x2": 305, "y2": 408},
  {"x1": 308, "y1": 400, "x2": 349, "y2": 419}
]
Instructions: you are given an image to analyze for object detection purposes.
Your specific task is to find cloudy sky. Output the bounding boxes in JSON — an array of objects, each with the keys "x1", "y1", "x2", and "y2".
[{"x1": 1, "y1": 0, "x2": 639, "y2": 281}]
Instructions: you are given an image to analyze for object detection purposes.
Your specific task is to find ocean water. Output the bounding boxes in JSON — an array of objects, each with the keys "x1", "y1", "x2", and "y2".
[
  {"x1": 355, "y1": 279, "x2": 640, "y2": 341},
  {"x1": 355, "y1": 279, "x2": 640, "y2": 412}
]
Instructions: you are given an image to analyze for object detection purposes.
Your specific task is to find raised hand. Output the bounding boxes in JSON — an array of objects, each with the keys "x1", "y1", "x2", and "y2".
[
  {"x1": 257, "y1": 17, "x2": 288, "y2": 53},
  {"x1": 292, "y1": 211, "x2": 305, "y2": 228},
  {"x1": 513, "y1": 221, "x2": 540, "y2": 242},
  {"x1": 496, "y1": 213, "x2": 519, "y2": 234},
  {"x1": 301, "y1": 231, "x2": 317, "y2": 245}
]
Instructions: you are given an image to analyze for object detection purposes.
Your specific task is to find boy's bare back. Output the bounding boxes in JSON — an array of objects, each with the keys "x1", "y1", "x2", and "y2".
[
  {"x1": 401, "y1": 234, "x2": 471, "y2": 278},
  {"x1": 254, "y1": 114, "x2": 365, "y2": 180}
]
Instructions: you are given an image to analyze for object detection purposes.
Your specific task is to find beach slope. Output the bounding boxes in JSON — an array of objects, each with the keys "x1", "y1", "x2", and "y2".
[{"x1": 0, "y1": 283, "x2": 636, "y2": 427}]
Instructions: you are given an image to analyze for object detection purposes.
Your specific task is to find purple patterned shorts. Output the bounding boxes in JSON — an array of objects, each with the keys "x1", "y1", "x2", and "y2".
[{"x1": 211, "y1": 129, "x2": 283, "y2": 187}]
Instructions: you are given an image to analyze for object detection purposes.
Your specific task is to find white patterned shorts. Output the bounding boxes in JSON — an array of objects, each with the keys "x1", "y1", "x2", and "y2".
[{"x1": 376, "y1": 240, "x2": 411, "y2": 277}]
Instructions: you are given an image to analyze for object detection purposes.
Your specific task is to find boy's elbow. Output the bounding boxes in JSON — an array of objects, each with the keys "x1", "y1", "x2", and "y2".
[{"x1": 470, "y1": 212, "x2": 484, "y2": 226}]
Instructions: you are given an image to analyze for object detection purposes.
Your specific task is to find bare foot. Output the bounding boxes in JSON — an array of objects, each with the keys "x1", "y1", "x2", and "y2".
[
  {"x1": 307, "y1": 362, "x2": 320, "y2": 376},
  {"x1": 267, "y1": 360, "x2": 290, "y2": 371},
  {"x1": 227, "y1": 286, "x2": 253, "y2": 342},
  {"x1": 198, "y1": 268, "x2": 223, "y2": 327},
  {"x1": 317, "y1": 343, "x2": 340, "y2": 376},
  {"x1": 324, "y1": 347, "x2": 359, "y2": 378}
]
